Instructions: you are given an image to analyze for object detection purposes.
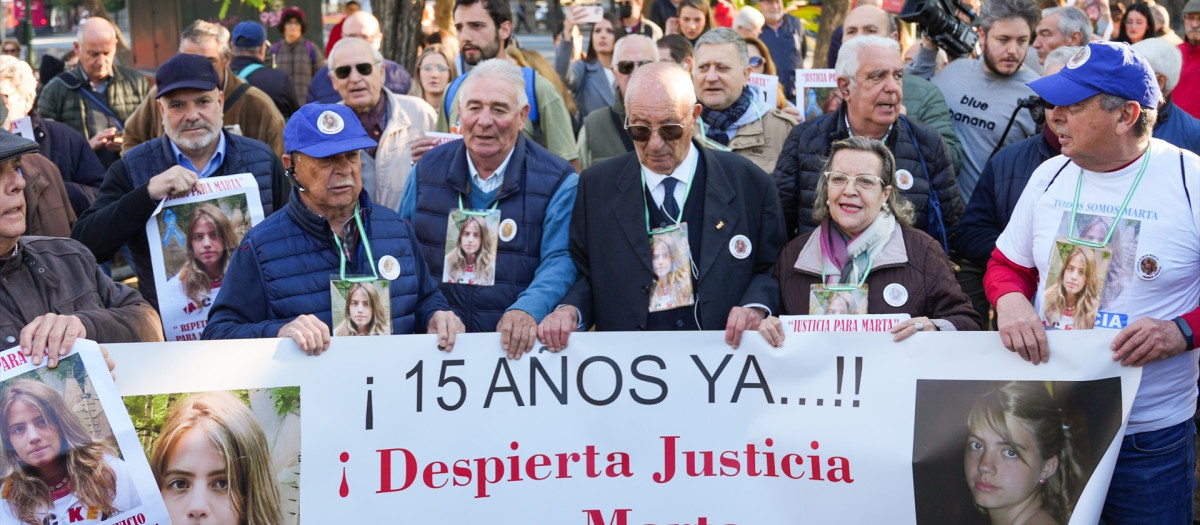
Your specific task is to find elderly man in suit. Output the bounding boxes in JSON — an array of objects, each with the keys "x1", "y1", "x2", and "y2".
[{"x1": 538, "y1": 62, "x2": 784, "y2": 350}]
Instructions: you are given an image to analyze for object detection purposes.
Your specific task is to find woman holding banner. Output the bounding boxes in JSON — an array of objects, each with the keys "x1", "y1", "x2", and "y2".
[
  {"x1": 0, "y1": 379, "x2": 141, "y2": 524},
  {"x1": 963, "y1": 382, "x2": 1084, "y2": 525},
  {"x1": 150, "y1": 391, "x2": 283, "y2": 525},
  {"x1": 757, "y1": 137, "x2": 979, "y2": 345}
]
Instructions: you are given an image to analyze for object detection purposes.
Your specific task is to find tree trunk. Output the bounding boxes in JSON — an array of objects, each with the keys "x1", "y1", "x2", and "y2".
[
  {"x1": 378, "y1": 0, "x2": 427, "y2": 75},
  {"x1": 812, "y1": 0, "x2": 850, "y2": 69},
  {"x1": 435, "y1": 0, "x2": 456, "y2": 33}
]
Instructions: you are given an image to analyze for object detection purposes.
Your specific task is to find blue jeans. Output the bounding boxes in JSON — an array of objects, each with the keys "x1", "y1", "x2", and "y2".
[{"x1": 1100, "y1": 419, "x2": 1196, "y2": 525}]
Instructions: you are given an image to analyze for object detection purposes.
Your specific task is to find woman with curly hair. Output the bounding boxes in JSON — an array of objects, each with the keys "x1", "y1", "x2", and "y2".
[
  {"x1": 1042, "y1": 245, "x2": 1102, "y2": 330},
  {"x1": 151, "y1": 391, "x2": 282, "y2": 525},
  {"x1": 0, "y1": 379, "x2": 140, "y2": 524},
  {"x1": 444, "y1": 216, "x2": 496, "y2": 286},
  {"x1": 334, "y1": 283, "x2": 390, "y2": 336}
]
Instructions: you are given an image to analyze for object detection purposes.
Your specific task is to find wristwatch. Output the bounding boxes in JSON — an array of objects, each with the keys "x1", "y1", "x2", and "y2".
[{"x1": 1172, "y1": 317, "x2": 1194, "y2": 351}]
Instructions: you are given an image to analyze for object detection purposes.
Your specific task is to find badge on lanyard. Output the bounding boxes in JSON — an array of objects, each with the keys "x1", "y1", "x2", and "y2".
[
  {"x1": 444, "y1": 208, "x2": 500, "y2": 286},
  {"x1": 332, "y1": 280, "x2": 391, "y2": 336},
  {"x1": 649, "y1": 224, "x2": 695, "y2": 313},
  {"x1": 1041, "y1": 240, "x2": 1111, "y2": 331},
  {"x1": 809, "y1": 284, "x2": 869, "y2": 315}
]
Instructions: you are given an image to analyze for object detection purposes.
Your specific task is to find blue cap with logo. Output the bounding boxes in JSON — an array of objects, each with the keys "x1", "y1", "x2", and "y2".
[
  {"x1": 232, "y1": 21, "x2": 267, "y2": 48},
  {"x1": 284, "y1": 103, "x2": 377, "y2": 158},
  {"x1": 1027, "y1": 41, "x2": 1161, "y2": 108},
  {"x1": 155, "y1": 54, "x2": 220, "y2": 99}
]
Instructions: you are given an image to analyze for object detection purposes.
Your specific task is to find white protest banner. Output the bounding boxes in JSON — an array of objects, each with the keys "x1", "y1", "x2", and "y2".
[
  {"x1": 0, "y1": 342, "x2": 168, "y2": 524},
  {"x1": 109, "y1": 330, "x2": 1139, "y2": 524},
  {"x1": 796, "y1": 68, "x2": 838, "y2": 123},
  {"x1": 425, "y1": 131, "x2": 464, "y2": 147},
  {"x1": 145, "y1": 173, "x2": 264, "y2": 341},
  {"x1": 748, "y1": 73, "x2": 779, "y2": 107}
]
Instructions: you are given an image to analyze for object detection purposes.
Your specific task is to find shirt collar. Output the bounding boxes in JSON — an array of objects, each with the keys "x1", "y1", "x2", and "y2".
[
  {"x1": 169, "y1": 131, "x2": 227, "y2": 179},
  {"x1": 643, "y1": 142, "x2": 699, "y2": 189},
  {"x1": 466, "y1": 146, "x2": 517, "y2": 194}
]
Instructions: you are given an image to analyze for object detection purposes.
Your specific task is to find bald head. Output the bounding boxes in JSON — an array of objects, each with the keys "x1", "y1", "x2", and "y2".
[
  {"x1": 343, "y1": 11, "x2": 383, "y2": 49},
  {"x1": 626, "y1": 61, "x2": 697, "y2": 109},
  {"x1": 625, "y1": 62, "x2": 701, "y2": 175},
  {"x1": 74, "y1": 18, "x2": 118, "y2": 84},
  {"x1": 844, "y1": 5, "x2": 896, "y2": 41}
]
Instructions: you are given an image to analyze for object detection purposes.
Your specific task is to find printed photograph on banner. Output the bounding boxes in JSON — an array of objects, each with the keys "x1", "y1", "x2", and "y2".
[
  {"x1": 146, "y1": 173, "x2": 265, "y2": 342},
  {"x1": 1042, "y1": 241, "x2": 1112, "y2": 331},
  {"x1": 331, "y1": 280, "x2": 392, "y2": 336},
  {"x1": 1055, "y1": 212, "x2": 1140, "y2": 312},
  {"x1": 795, "y1": 69, "x2": 838, "y2": 123},
  {"x1": 0, "y1": 347, "x2": 167, "y2": 525},
  {"x1": 444, "y1": 210, "x2": 500, "y2": 286},
  {"x1": 808, "y1": 287, "x2": 868, "y2": 315},
  {"x1": 649, "y1": 226, "x2": 694, "y2": 312},
  {"x1": 912, "y1": 378, "x2": 1123, "y2": 525},
  {"x1": 122, "y1": 388, "x2": 301, "y2": 525}
]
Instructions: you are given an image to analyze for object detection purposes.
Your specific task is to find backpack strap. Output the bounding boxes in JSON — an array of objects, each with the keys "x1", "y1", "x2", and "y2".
[
  {"x1": 236, "y1": 63, "x2": 265, "y2": 80},
  {"x1": 55, "y1": 70, "x2": 124, "y2": 131},
  {"x1": 225, "y1": 83, "x2": 252, "y2": 113}
]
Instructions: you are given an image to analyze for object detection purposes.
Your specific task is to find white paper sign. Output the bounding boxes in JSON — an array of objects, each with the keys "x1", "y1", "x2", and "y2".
[
  {"x1": 796, "y1": 68, "x2": 839, "y2": 123},
  {"x1": 425, "y1": 131, "x2": 464, "y2": 147},
  {"x1": 748, "y1": 73, "x2": 779, "y2": 107}
]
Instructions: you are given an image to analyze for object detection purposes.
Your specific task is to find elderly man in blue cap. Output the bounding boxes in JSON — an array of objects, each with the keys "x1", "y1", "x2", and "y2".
[
  {"x1": 986, "y1": 41, "x2": 1200, "y2": 523},
  {"x1": 203, "y1": 103, "x2": 464, "y2": 355},
  {"x1": 230, "y1": 21, "x2": 299, "y2": 118},
  {"x1": 72, "y1": 53, "x2": 285, "y2": 313}
]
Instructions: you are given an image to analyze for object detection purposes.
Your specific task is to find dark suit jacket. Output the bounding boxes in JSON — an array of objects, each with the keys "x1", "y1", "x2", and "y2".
[{"x1": 563, "y1": 143, "x2": 785, "y2": 330}]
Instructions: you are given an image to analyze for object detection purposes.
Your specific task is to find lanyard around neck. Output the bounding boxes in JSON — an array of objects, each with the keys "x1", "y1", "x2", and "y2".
[
  {"x1": 331, "y1": 203, "x2": 379, "y2": 282},
  {"x1": 1066, "y1": 146, "x2": 1151, "y2": 249},
  {"x1": 640, "y1": 154, "x2": 697, "y2": 235},
  {"x1": 456, "y1": 194, "x2": 500, "y2": 215}
]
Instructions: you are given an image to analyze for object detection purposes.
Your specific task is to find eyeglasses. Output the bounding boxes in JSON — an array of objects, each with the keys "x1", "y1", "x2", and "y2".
[
  {"x1": 616, "y1": 59, "x2": 653, "y2": 75},
  {"x1": 624, "y1": 121, "x2": 687, "y2": 142},
  {"x1": 421, "y1": 64, "x2": 449, "y2": 73},
  {"x1": 334, "y1": 63, "x2": 374, "y2": 79},
  {"x1": 748, "y1": 56, "x2": 764, "y2": 68},
  {"x1": 825, "y1": 172, "x2": 885, "y2": 191}
]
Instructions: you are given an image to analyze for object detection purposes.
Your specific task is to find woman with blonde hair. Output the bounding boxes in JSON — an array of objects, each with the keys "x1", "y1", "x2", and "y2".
[
  {"x1": 150, "y1": 391, "x2": 282, "y2": 525},
  {"x1": 0, "y1": 379, "x2": 140, "y2": 524},
  {"x1": 334, "y1": 282, "x2": 390, "y2": 336},
  {"x1": 409, "y1": 44, "x2": 458, "y2": 121},
  {"x1": 1042, "y1": 245, "x2": 1102, "y2": 330}
]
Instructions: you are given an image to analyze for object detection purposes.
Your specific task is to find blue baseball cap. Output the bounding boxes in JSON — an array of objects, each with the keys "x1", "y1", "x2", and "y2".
[
  {"x1": 284, "y1": 103, "x2": 377, "y2": 158},
  {"x1": 232, "y1": 21, "x2": 267, "y2": 48},
  {"x1": 1027, "y1": 41, "x2": 1161, "y2": 108},
  {"x1": 156, "y1": 54, "x2": 220, "y2": 99}
]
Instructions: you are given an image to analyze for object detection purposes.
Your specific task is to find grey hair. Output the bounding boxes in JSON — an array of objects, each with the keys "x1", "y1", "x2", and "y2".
[
  {"x1": 694, "y1": 27, "x2": 749, "y2": 68},
  {"x1": 733, "y1": 7, "x2": 765, "y2": 32},
  {"x1": 978, "y1": 0, "x2": 1039, "y2": 34},
  {"x1": 812, "y1": 136, "x2": 915, "y2": 227},
  {"x1": 1131, "y1": 37, "x2": 1181, "y2": 95},
  {"x1": 613, "y1": 34, "x2": 660, "y2": 62},
  {"x1": 459, "y1": 59, "x2": 529, "y2": 110},
  {"x1": 181, "y1": 20, "x2": 232, "y2": 58},
  {"x1": 0, "y1": 56, "x2": 36, "y2": 101},
  {"x1": 328, "y1": 37, "x2": 384, "y2": 69},
  {"x1": 835, "y1": 35, "x2": 900, "y2": 86},
  {"x1": 1043, "y1": 45, "x2": 1081, "y2": 72},
  {"x1": 1044, "y1": 6, "x2": 1093, "y2": 43},
  {"x1": 1098, "y1": 94, "x2": 1157, "y2": 137}
]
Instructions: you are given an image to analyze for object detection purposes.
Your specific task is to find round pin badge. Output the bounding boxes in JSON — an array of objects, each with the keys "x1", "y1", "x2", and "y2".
[
  {"x1": 729, "y1": 235, "x2": 752, "y2": 259},
  {"x1": 378, "y1": 255, "x2": 401, "y2": 281},
  {"x1": 1136, "y1": 253, "x2": 1161, "y2": 280},
  {"x1": 895, "y1": 169, "x2": 914, "y2": 190},
  {"x1": 317, "y1": 110, "x2": 344, "y2": 135},
  {"x1": 883, "y1": 283, "x2": 909, "y2": 307},
  {"x1": 1067, "y1": 46, "x2": 1091, "y2": 69},
  {"x1": 499, "y1": 218, "x2": 518, "y2": 242}
]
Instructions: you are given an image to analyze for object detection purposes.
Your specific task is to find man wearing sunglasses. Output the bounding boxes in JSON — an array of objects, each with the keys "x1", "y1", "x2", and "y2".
[
  {"x1": 306, "y1": 12, "x2": 413, "y2": 105},
  {"x1": 577, "y1": 34, "x2": 658, "y2": 169},
  {"x1": 692, "y1": 28, "x2": 796, "y2": 174},
  {"x1": 327, "y1": 37, "x2": 436, "y2": 211},
  {"x1": 538, "y1": 62, "x2": 784, "y2": 352}
]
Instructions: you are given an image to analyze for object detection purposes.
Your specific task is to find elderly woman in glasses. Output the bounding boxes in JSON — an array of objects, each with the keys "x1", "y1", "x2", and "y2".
[{"x1": 758, "y1": 137, "x2": 980, "y2": 345}]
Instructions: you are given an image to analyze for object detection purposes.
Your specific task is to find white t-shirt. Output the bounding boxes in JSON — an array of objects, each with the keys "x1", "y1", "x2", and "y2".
[
  {"x1": 996, "y1": 139, "x2": 1200, "y2": 434},
  {"x1": 0, "y1": 454, "x2": 142, "y2": 523},
  {"x1": 157, "y1": 274, "x2": 218, "y2": 342}
]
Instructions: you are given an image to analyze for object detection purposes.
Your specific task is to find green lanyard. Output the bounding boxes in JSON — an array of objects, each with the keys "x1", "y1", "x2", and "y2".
[
  {"x1": 640, "y1": 153, "x2": 697, "y2": 236},
  {"x1": 456, "y1": 194, "x2": 500, "y2": 215},
  {"x1": 331, "y1": 203, "x2": 379, "y2": 282},
  {"x1": 1066, "y1": 146, "x2": 1151, "y2": 249}
]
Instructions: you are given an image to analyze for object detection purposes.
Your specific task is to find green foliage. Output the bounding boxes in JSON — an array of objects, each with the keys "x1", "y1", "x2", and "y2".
[
  {"x1": 271, "y1": 386, "x2": 301, "y2": 416},
  {"x1": 103, "y1": 0, "x2": 126, "y2": 14},
  {"x1": 215, "y1": 0, "x2": 272, "y2": 20}
]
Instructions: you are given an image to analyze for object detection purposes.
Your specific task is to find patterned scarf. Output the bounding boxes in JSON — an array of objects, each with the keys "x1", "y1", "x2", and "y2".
[
  {"x1": 700, "y1": 86, "x2": 755, "y2": 145},
  {"x1": 819, "y1": 212, "x2": 895, "y2": 286}
]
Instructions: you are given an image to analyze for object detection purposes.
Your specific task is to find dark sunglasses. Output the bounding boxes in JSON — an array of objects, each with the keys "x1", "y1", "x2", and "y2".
[
  {"x1": 616, "y1": 59, "x2": 654, "y2": 75},
  {"x1": 334, "y1": 62, "x2": 374, "y2": 79},
  {"x1": 624, "y1": 121, "x2": 687, "y2": 142},
  {"x1": 748, "y1": 56, "x2": 764, "y2": 68}
]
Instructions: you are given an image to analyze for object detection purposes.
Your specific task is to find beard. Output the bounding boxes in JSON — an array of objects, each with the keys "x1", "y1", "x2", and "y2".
[
  {"x1": 461, "y1": 37, "x2": 501, "y2": 66},
  {"x1": 167, "y1": 118, "x2": 221, "y2": 151},
  {"x1": 981, "y1": 42, "x2": 1021, "y2": 78}
]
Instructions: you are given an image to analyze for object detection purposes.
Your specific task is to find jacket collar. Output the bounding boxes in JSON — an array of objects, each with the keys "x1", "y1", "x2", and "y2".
[
  {"x1": 285, "y1": 186, "x2": 375, "y2": 242},
  {"x1": 156, "y1": 130, "x2": 236, "y2": 174},
  {"x1": 447, "y1": 134, "x2": 530, "y2": 202},
  {"x1": 792, "y1": 221, "x2": 909, "y2": 274}
]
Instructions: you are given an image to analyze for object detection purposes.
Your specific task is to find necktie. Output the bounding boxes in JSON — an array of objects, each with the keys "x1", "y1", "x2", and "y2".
[{"x1": 661, "y1": 177, "x2": 680, "y2": 219}]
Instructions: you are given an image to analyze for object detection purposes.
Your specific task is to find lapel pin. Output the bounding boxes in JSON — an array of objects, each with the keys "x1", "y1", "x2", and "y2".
[{"x1": 716, "y1": 220, "x2": 725, "y2": 230}]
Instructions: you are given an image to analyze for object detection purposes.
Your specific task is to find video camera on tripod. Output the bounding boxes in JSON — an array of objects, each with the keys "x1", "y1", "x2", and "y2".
[{"x1": 899, "y1": 0, "x2": 979, "y2": 59}]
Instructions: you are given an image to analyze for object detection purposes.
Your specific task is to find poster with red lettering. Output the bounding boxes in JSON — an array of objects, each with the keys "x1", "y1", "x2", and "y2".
[
  {"x1": 0, "y1": 342, "x2": 168, "y2": 525},
  {"x1": 145, "y1": 173, "x2": 265, "y2": 342}
]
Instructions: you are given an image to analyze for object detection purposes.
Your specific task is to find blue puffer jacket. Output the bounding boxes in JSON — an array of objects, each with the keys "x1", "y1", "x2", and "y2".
[
  {"x1": 1153, "y1": 100, "x2": 1200, "y2": 157},
  {"x1": 951, "y1": 132, "x2": 1059, "y2": 267},
  {"x1": 202, "y1": 189, "x2": 450, "y2": 339},
  {"x1": 407, "y1": 136, "x2": 577, "y2": 332}
]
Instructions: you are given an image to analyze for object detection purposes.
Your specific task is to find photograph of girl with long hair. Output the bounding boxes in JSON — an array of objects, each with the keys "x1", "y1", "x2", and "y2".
[
  {"x1": 0, "y1": 378, "x2": 141, "y2": 524},
  {"x1": 963, "y1": 382, "x2": 1084, "y2": 525},
  {"x1": 333, "y1": 282, "x2": 390, "y2": 336},
  {"x1": 150, "y1": 391, "x2": 283, "y2": 525},
  {"x1": 649, "y1": 232, "x2": 693, "y2": 312},
  {"x1": 163, "y1": 203, "x2": 239, "y2": 310},
  {"x1": 1042, "y1": 243, "x2": 1108, "y2": 330},
  {"x1": 444, "y1": 215, "x2": 497, "y2": 286}
]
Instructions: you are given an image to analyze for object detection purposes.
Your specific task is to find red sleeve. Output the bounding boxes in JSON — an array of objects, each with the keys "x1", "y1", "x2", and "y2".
[
  {"x1": 984, "y1": 247, "x2": 1039, "y2": 306},
  {"x1": 1180, "y1": 308, "x2": 1200, "y2": 350}
]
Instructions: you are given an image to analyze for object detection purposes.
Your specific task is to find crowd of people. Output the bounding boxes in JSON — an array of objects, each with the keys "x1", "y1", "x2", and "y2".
[{"x1": 0, "y1": 0, "x2": 1197, "y2": 522}]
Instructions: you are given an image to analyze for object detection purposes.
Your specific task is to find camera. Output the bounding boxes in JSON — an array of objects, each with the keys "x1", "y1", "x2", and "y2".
[{"x1": 899, "y1": 0, "x2": 979, "y2": 59}]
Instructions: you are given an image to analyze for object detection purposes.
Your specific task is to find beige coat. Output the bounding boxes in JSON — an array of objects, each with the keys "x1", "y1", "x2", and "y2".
[
  {"x1": 358, "y1": 88, "x2": 437, "y2": 210},
  {"x1": 696, "y1": 107, "x2": 798, "y2": 174}
]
